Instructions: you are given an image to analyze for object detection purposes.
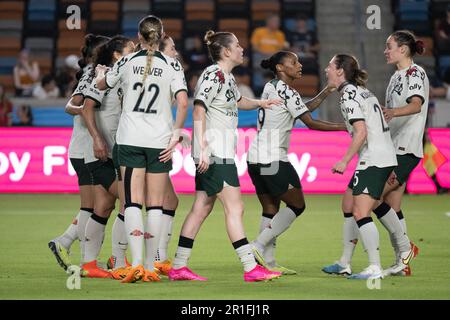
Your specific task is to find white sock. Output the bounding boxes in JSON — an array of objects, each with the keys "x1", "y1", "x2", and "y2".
[
  {"x1": 357, "y1": 218, "x2": 381, "y2": 267},
  {"x1": 84, "y1": 213, "x2": 108, "y2": 263},
  {"x1": 144, "y1": 207, "x2": 163, "y2": 270},
  {"x1": 77, "y1": 208, "x2": 93, "y2": 264},
  {"x1": 339, "y1": 214, "x2": 358, "y2": 266},
  {"x1": 173, "y1": 236, "x2": 194, "y2": 269},
  {"x1": 397, "y1": 210, "x2": 407, "y2": 234},
  {"x1": 376, "y1": 206, "x2": 411, "y2": 253},
  {"x1": 111, "y1": 213, "x2": 127, "y2": 268},
  {"x1": 259, "y1": 214, "x2": 276, "y2": 266},
  {"x1": 57, "y1": 212, "x2": 80, "y2": 249},
  {"x1": 124, "y1": 206, "x2": 144, "y2": 268},
  {"x1": 256, "y1": 207, "x2": 297, "y2": 247},
  {"x1": 156, "y1": 209, "x2": 175, "y2": 262},
  {"x1": 234, "y1": 239, "x2": 257, "y2": 272}
]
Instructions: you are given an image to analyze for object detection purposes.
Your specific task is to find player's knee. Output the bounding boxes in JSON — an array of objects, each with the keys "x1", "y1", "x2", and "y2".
[{"x1": 287, "y1": 204, "x2": 306, "y2": 217}]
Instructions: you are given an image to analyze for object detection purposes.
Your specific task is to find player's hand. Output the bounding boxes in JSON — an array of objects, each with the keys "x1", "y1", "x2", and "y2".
[
  {"x1": 159, "y1": 138, "x2": 178, "y2": 163},
  {"x1": 179, "y1": 131, "x2": 191, "y2": 149},
  {"x1": 332, "y1": 160, "x2": 347, "y2": 174},
  {"x1": 197, "y1": 148, "x2": 210, "y2": 174},
  {"x1": 95, "y1": 64, "x2": 108, "y2": 77},
  {"x1": 93, "y1": 136, "x2": 108, "y2": 161},
  {"x1": 259, "y1": 98, "x2": 283, "y2": 110},
  {"x1": 382, "y1": 107, "x2": 394, "y2": 123},
  {"x1": 387, "y1": 171, "x2": 397, "y2": 185}
]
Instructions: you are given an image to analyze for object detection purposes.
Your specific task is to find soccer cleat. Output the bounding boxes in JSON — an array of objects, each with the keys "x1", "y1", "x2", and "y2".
[
  {"x1": 168, "y1": 267, "x2": 207, "y2": 281},
  {"x1": 347, "y1": 265, "x2": 383, "y2": 280},
  {"x1": 244, "y1": 265, "x2": 282, "y2": 282},
  {"x1": 322, "y1": 262, "x2": 352, "y2": 275},
  {"x1": 154, "y1": 259, "x2": 172, "y2": 276},
  {"x1": 121, "y1": 265, "x2": 144, "y2": 283},
  {"x1": 48, "y1": 239, "x2": 72, "y2": 271},
  {"x1": 81, "y1": 260, "x2": 113, "y2": 279},
  {"x1": 110, "y1": 266, "x2": 130, "y2": 280},
  {"x1": 411, "y1": 241, "x2": 419, "y2": 258},
  {"x1": 142, "y1": 269, "x2": 161, "y2": 282},
  {"x1": 384, "y1": 243, "x2": 418, "y2": 277},
  {"x1": 269, "y1": 264, "x2": 297, "y2": 275},
  {"x1": 107, "y1": 256, "x2": 131, "y2": 270},
  {"x1": 251, "y1": 242, "x2": 269, "y2": 269}
]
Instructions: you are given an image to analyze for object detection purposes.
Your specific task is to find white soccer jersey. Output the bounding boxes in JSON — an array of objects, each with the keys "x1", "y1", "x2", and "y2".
[
  {"x1": 83, "y1": 79, "x2": 122, "y2": 163},
  {"x1": 247, "y1": 79, "x2": 309, "y2": 164},
  {"x1": 105, "y1": 50, "x2": 187, "y2": 148},
  {"x1": 340, "y1": 83, "x2": 397, "y2": 170},
  {"x1": 385, "y1": 63, "x2": 429, "y2": 158},
  {"x1": 68, "y1": 65, "x2": 93, "y2": 159},
  {"x1": 192, "y1": 64, "x2": 242, "y2": 160}
]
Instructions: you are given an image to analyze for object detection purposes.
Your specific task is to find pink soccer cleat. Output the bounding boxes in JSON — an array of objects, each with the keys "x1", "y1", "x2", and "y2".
[
  {"x1": 244, "y1": 265, "x2": 282, "y2": 282},
  {"x1": 168, "y1": 266, "x2": 207, "y2": 281}
]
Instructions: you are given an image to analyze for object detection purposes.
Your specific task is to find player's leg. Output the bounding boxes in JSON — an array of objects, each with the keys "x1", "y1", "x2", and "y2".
[
  {"x1": 82, "y1": 159, "x2": 118, "y2": 278},
  {"x1": 322, "y1": 188, "x2": 356, "y2": 275},
  {"x1": 169, "y1": 190, "x2": 216, "y2": 281},
  {"x1": 347, "y1": 194, "x2": 383, "y2": 279},
  {"x1": 49, "y1": 158, "x2": 94, "y2": 271},
  {"x1": 217, "y1": 186, "x2": 281, "y2": 282},
  {"x1": 142, "y1": 171, "x2": 169, "y2": 282},
  {"x1": 255, "y1": 193, "x2": 280, "y2": 269},
  {"x1": 154, "y1": 177, "x2": 178, "y2": 275},
  {"x1": 108, "y1": 144, "x2": 129, "y2": 270},
  {"x1": 120, "y1": 164, "x2": 146, "y2": 283},
  {"x1": 252, "y1": 187, "x2": 304, "y2": 275}
]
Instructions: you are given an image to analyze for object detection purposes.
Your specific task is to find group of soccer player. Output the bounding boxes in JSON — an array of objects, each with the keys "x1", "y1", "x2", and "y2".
[{"x1": 48, "y1": 13, "x2": 428, "y2": 282}]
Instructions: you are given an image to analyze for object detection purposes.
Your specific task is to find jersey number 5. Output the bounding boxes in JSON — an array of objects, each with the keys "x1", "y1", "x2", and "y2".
[{"x1": 132, "y1": 82, "x2": 160, "y2": 113}]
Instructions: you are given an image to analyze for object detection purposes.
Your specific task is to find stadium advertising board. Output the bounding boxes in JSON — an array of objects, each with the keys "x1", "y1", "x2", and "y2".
[{"x1": 0, "y1": 128, "x2": 448, "y2": 194}]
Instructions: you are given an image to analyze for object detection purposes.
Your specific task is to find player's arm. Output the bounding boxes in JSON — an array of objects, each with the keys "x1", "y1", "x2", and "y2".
[
  {"x1": 193, "y1": 101, "x2": 209, "y2": 173},
  {"x1": 382, "y1": 96, "x2": 423, "y2": 122},
  {"x1": 304, "y1": 86, "x2": 336, "y2": 112},
  {"x1": 333, "y1": 120, "x2": 367, "y2": 174},
  {"x1": 65, "y1": 95, "x2": 84, "y2": 116},
  {"x1": 80, "y1": 98, "x2": 108, "y2": 161},
  {"x1": 237, "y1": 96, "x2": 282, "y2": 110},
  {"x1": 299, "y1": 111, "x2": 347, "y2": 131},
  {"x1": 159, "y1": 90, "x2": 189, "y2": 163}
]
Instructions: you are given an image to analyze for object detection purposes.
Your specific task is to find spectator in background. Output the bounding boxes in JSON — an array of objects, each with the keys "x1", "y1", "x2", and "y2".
[
  {"x1": 430, "y1": 68, "x2": 450, "y2": 100},
  {"x1": 14, "y1": 105, "x2": 33, "y2": 126},
  {"x1": 13, "y1": 49, "x2": 40, "y2": 97},
  {"x1": 251, "y1": 14, "x2": 288, "y2": 95},
  {"x1": 56, "y1": 55, "x2": 79, "y2": 98},
  {"x1": 32, "y1": 74, "x2": 60, "y2": 100},
  {"x1": 187, "y1": 71, "x2": 201, "y2": 98},
  {"x1": 251, "y1": 14, "x2": 287, "y2": 55},
  {"x1": 185, "y1": 35, "x2": 209, "y2": 73},
  {"x1": 287, "y1": 15, "x2": 319, "y2": 59},
  {"x1": 0, "y1": 84, "x2": 13, "y2": 127},
  {"x1": 436, "y1": 5, "x2": 450, "y2": 54}
]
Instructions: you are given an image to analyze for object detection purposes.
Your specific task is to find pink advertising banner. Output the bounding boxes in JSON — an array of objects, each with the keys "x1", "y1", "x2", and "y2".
[{"x1": 0, "y1": 128, "x2": 449, "y2": 194}]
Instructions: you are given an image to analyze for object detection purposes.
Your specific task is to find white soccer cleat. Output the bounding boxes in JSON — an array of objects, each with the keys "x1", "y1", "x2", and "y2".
[{"x1": 347, "y1": 264, "x2": 383, "y2": 280}]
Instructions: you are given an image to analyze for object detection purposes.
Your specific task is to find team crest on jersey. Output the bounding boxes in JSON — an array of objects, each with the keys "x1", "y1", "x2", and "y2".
[
  {"x1": 215, "y1": 70, "x2": 225, "y2": 84},
  {"x1": 171, "y1": 60, "x2": 181, "y2": 71}
]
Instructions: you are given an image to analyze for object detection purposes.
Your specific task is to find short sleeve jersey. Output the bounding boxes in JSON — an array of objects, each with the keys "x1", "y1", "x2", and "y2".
[
  {"x1": 68, "y1": 65, "x2": 93, "y2": 159},
  {"x1": 247, "y1": 79, "x2": 309, "y2": 164},
  {"x1": 340, "y1": 84, "x2": 397, "y2": 170},
  {"x1": 83, "y1": 78, "x2": 122, "y2": 163},
  {"x1": 385, "y1": 63, "x2": 429, "y2": 158},
  {"x1": 192, "y1": 64, "x2": 242, "y2": 160},
  {"x1": 105, "y1": 50, "x2": 187, "y2": 148}
]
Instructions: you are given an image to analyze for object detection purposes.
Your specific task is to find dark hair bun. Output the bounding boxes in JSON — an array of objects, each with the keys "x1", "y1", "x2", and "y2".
[
  {"x1": 415, "y1": 40, "x2": 425, "y2": 55},
  {"x1": 260, "y1": 58, "x2": 271, "y2": 69}
]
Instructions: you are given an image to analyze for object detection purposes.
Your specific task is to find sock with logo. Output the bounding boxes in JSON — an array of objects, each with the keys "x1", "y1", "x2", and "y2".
[
  {"x1": 111, "y1": 212, "x2": 127, "y2": 268},
  {"x1": 339, "y1": 212, "x2": 359, "y2": 267},
  {"x1": 233, "y1": 238, "x2": 257, "y2": 272},
  {"x1": 124, "y1": 205, "x2": 144, "y2": 268}
]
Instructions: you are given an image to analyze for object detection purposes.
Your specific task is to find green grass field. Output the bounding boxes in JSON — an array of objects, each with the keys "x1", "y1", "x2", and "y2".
[{"x1": 0, "y1": 194, "x2": 449, "y2": 300}]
